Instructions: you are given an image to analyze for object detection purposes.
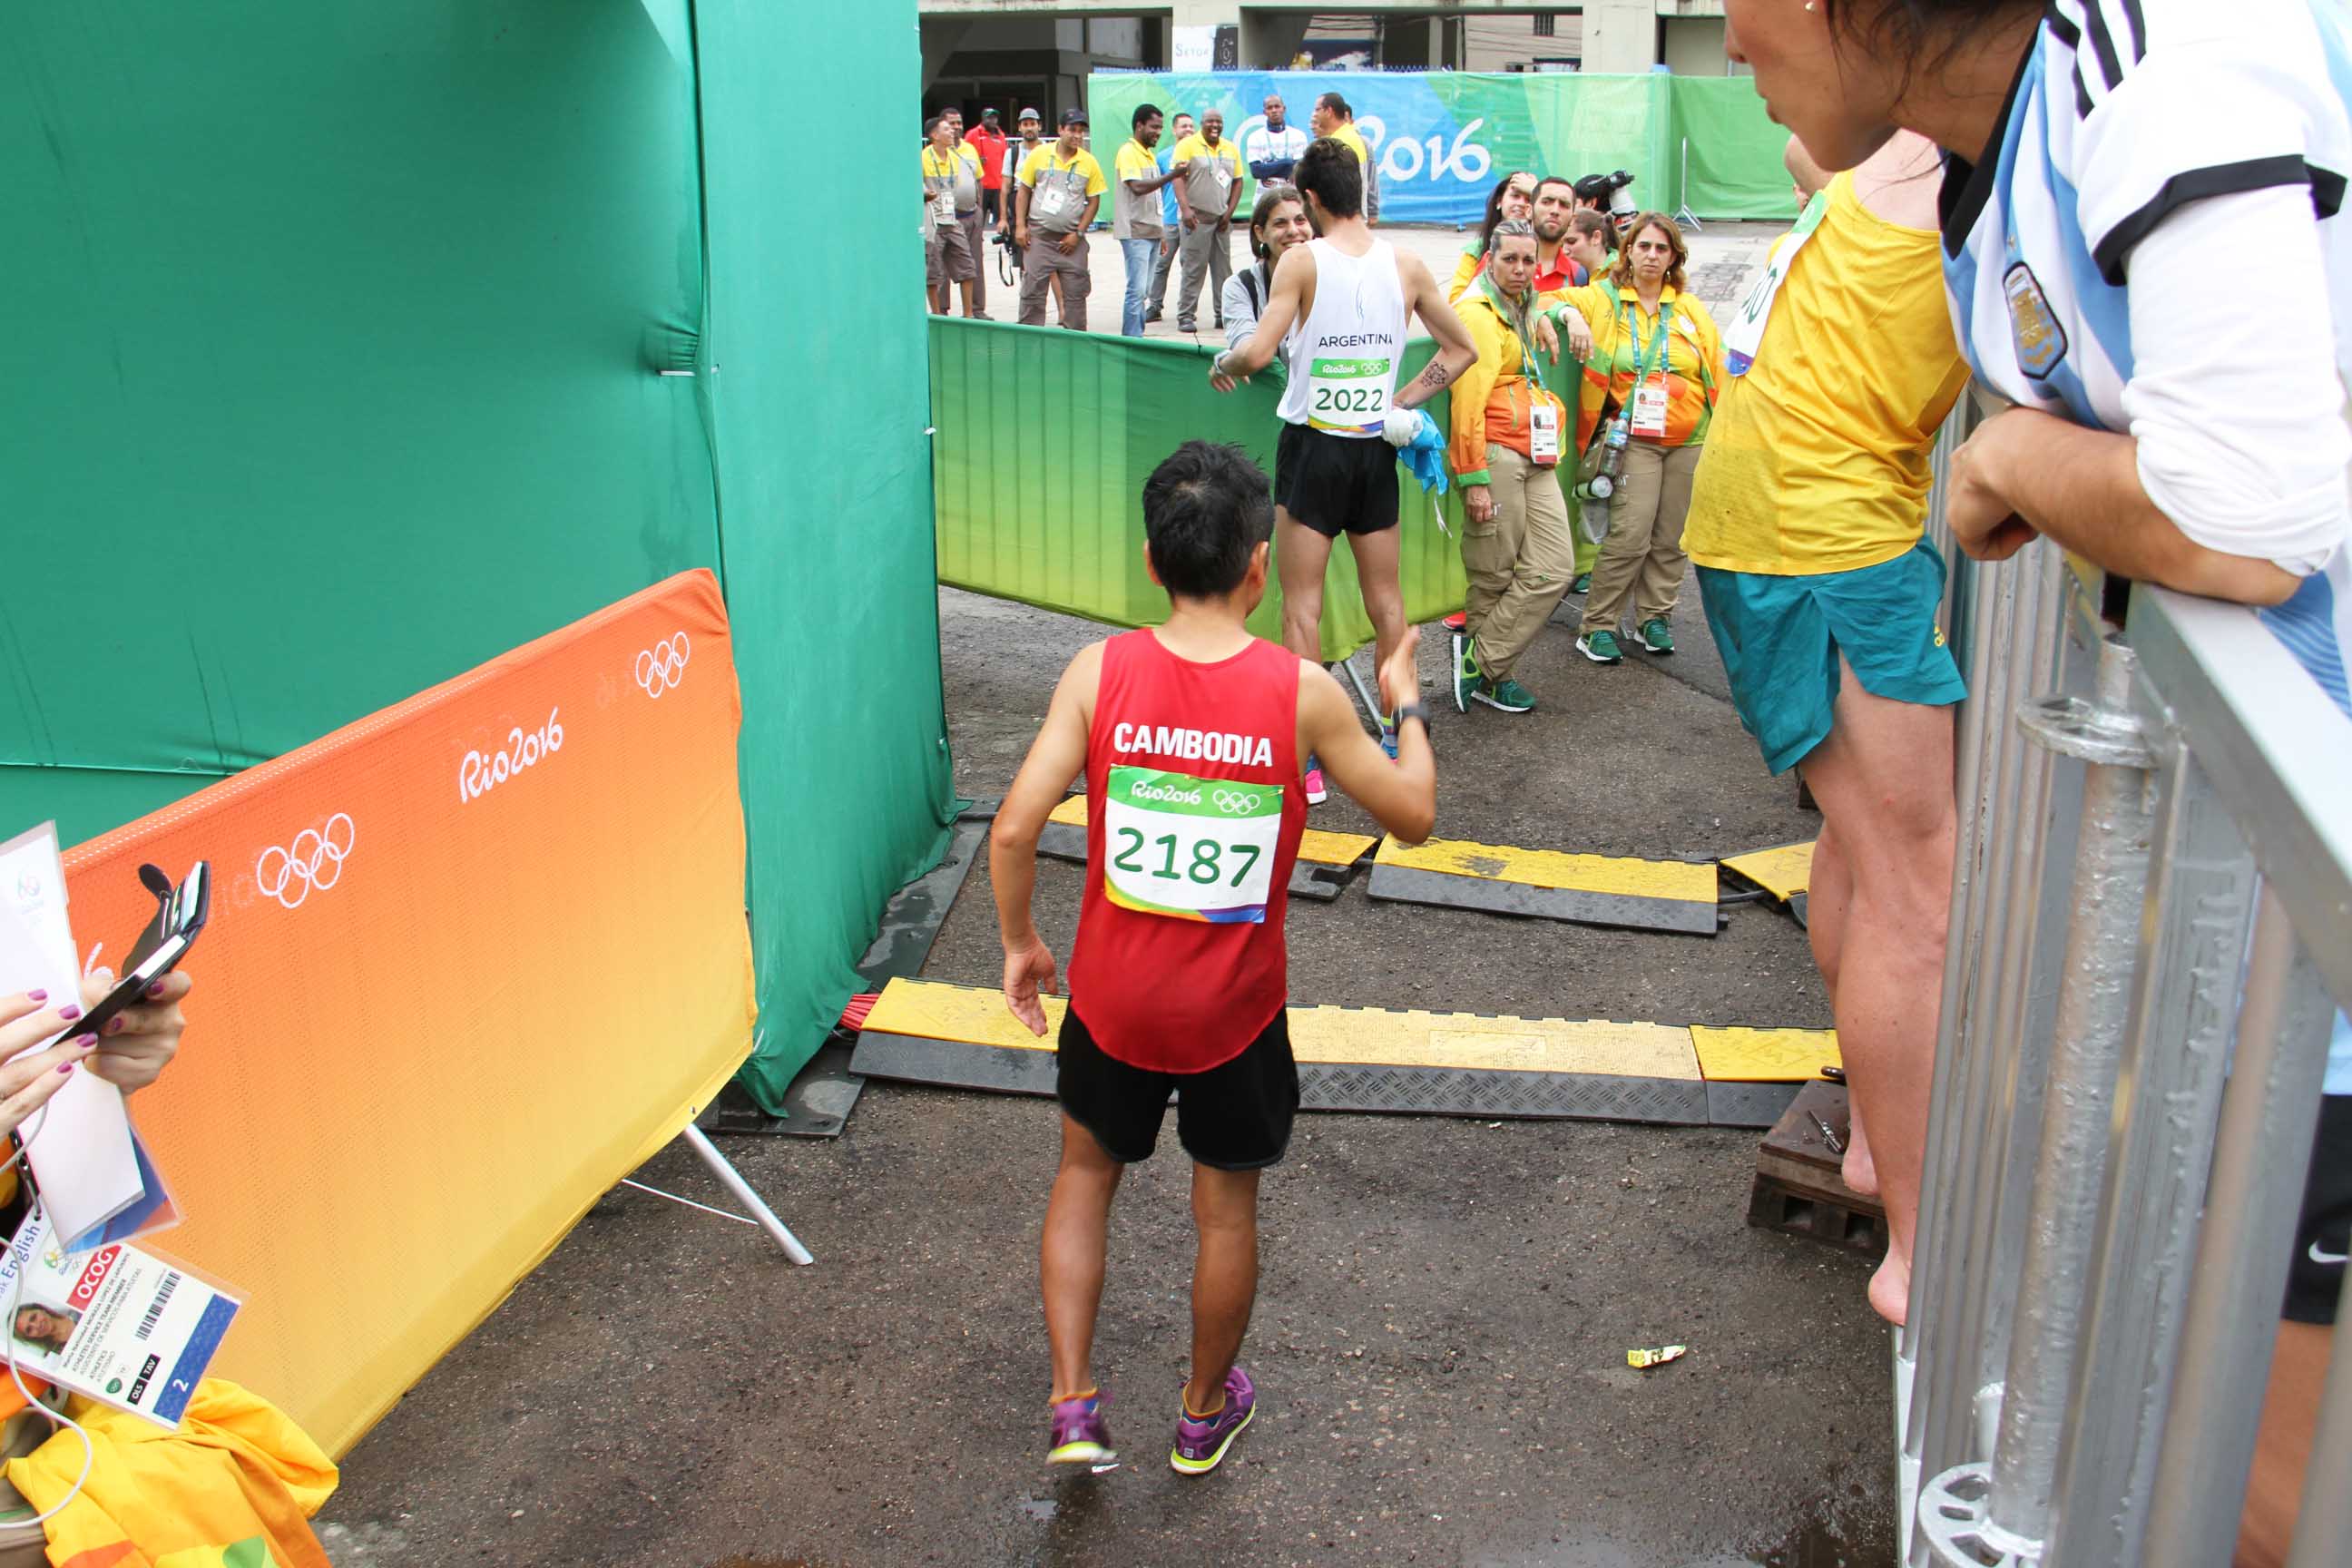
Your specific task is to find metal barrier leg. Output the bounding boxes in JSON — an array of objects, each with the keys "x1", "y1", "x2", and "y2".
[
  {"x1": 2139, "y1": 891, "x2": 2335, "y2": 1568},
  {"x1": 2043, "y1": 729, "x2": 2259, "y2": 1568},
  {"x1": 2286, "y1": 1262, "x2": 2352, "y2": 1568},
  {"x1": 680, "y1": 1123, "x2": 816, "y2": 1266},
  {"x1": 1918, "y1": 640, "x2": 2157, "y2": 1568}
]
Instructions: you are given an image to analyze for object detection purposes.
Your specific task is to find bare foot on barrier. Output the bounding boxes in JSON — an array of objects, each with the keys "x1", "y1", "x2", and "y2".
[{"x1": 1868, "y1": 1248, "x2": 1910, "y2": 1327}]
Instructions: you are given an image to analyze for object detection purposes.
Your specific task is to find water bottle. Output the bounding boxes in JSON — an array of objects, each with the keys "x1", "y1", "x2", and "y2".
[{"x1": 1587, "y1": 415, "x2": 1630, "y2": 500}]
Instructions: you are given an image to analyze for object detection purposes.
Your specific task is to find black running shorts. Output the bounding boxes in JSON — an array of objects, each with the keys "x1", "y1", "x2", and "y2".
[
  {"x1": 1055, "y1": 1004, "x2": 1300, "y2": 1171},
  {"x1": 2285, "y1": 1094, "x2": 2349, "y2": 1325},
  {"x1": 1274, "y1": 421, "x2": 1401, "y2": 539}
]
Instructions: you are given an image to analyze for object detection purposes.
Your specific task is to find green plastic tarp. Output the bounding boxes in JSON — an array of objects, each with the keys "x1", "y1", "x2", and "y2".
[{"x1": 2, "y1": 0, "x2": 953, "y2": 1111}]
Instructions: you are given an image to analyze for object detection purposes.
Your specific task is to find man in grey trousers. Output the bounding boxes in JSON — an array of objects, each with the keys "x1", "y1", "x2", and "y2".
[{"x1": 1171, "y1": 110, "x2": 1244, "y2": 334}]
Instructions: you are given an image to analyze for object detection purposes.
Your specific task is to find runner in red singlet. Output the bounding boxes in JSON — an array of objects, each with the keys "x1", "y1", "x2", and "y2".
[{"x1": 990, "y1": 440, "x2": 1436, "y2": 1477}]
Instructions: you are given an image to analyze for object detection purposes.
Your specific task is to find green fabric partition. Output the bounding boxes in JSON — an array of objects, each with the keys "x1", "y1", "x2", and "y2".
[
  {"x1": 930, "y1": 319, "x2": 1467, "y2": 659},
  {"x1": 2, "y1": 0, "x2": 952, "y2": 1112},
  {"x1": 1668, "y1": 77, "x2": 1800, "y2": 221},
  {"x1": 694, "y1": 0, "x2": 957, "y2": 1108}
]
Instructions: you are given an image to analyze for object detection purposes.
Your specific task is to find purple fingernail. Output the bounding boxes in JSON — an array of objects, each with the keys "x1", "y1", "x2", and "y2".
[
  {"x1": 57, "y1": 1005, "x2": 80, "y2": 1022},
  {"x1": 72, "y1": 1034, "x2": 96, "y2": 1047},
  {"x1": 103, "y1": 1017, "x2": 125, "y2": 1036},
  {"x1": 55, "y1": 1062, "x2": 73, "y2": 1074},
  {"x1": 146, "y1": 982, "x2": 168, "y2": 999},
  {"x1": 25, "y1": 990, "x2": 45, "y2": 1004}
]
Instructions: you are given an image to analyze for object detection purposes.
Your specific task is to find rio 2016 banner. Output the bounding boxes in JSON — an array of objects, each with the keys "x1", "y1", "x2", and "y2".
[
  {"x1": 60, "y1": 570, "x2": 757, "y2": 1456},
  {"x1": 1087, "y1": 71, "x2": 1793, "y2": 224}
]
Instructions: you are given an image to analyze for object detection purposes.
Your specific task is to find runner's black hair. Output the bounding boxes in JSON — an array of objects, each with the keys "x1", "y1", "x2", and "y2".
[
  {"x1": 1142, "y1": 442, "x2": 1275, "y2": 598},
  {"x1": 1295, "y1": 138, "x2": 1362, "y2": 220}
]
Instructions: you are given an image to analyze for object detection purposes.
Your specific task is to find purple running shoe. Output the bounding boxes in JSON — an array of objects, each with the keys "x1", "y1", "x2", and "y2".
[
  {"x1": 1047, "y1": 1391, "x2": 1117, "y2": 1471},
  {"x1": 1170, "y1": 1367, "x2": 1256, "y2": 1475}
]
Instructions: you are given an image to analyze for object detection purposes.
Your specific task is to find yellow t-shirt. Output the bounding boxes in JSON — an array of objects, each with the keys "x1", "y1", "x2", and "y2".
[
  {"x1": 1682, "y1": 172, "x2": 1971, "y2": 574},
  {"x1": 1329, "y1": 122, "x2": 1369, "y2": 167}
]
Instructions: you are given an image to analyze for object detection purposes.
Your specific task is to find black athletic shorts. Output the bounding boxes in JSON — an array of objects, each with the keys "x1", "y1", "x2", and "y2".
[
  {"x1": 2284, "y1": 1094, "x2": 2350, "y2": 1325},
  {"x1": 1275, "y1": 420, "x2": 1400, "y2": 539},
  {"x1": 1056, "y1": 1004, "x2": 1300, "y2": 1171}
]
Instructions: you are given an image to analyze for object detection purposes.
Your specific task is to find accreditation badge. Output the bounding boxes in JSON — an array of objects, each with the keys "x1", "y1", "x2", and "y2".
[
  {"x1": 1101, "y1": 767, "x2": 1282, "y2": 924},
  {"x1": 1631, "y1": 376, "x2": 1670, "y2": 440}
]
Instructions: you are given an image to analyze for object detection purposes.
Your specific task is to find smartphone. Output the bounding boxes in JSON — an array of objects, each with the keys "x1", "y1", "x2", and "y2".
[{"x1": 69, "y1": 862, "x2": 210, "y2": 1044}]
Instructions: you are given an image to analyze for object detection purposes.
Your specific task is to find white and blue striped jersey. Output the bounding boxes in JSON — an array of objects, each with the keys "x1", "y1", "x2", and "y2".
[
  {"x1": 1940, "y1": 0, "x2": 2352, "y2": 1087},
  {"x1": 1939, "y1": 0, "x2": 2352, "y2": 724}
]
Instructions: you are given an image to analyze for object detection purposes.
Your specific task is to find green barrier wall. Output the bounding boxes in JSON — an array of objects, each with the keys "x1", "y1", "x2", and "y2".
[
  {"x1": 3, "y1": 0, "x2": 953, "y2": 1112},
  {"x1": 1667, "y1": 77, "x2": 1799, "y2": 221},
  {"x1": 1088, "y1": 71, "x2": 1789, "y2": 221},
  {"x1": 930, "y1": 319, "x2": 1468, "y2": 660}
]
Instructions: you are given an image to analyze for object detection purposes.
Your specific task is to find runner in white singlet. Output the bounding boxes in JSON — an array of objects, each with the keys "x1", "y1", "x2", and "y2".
[{"x1": 1210, "y1": 136, "x2": 1475, "y2": 800}]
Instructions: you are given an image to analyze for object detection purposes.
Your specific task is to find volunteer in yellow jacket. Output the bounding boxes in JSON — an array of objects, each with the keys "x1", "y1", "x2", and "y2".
[
  {"x1": 1016, "y1": 108, "x2": 1108, "y2": 330},
  {"x1": 1683, "y1": 131, "x2": 1969, "y2": 1330},
  {"x1": 1445, "y1": 221, "x2": 1596, "y2": 716},
  {"x1": 1544, "y1": 213, "x2": 1726, "y2": 662}
]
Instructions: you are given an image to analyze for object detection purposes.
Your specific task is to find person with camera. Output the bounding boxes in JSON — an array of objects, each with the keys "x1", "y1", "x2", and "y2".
[
  {"x1": 1445, "y1": 220, "x2": 1594, "y2": 716},
  {"x1": 0, "y1": 975, "x2": 338, "y2": 1566},
  {"x1": 922, "y1": 114, "x2": 982, "y2": 318},
  {"x1": 1544, "y1": 212, "x2": 1726, "y2": 663},
  {"x1": 1015, "y1": 108, "x2": 1106, "y2": 331}
]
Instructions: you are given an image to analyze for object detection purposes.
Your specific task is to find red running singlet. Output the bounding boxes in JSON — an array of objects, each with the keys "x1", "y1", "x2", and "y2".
[{"x1": 1065, "y1": 630, "x2": 1307, "y2": 1073}]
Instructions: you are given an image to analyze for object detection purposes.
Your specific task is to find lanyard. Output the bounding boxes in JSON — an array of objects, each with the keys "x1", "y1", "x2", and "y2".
[
  {"x1": 1615, "y1": 286, "x2": 1673, "y2": 392},
  {"x1": 1476, "y1": 273, "x2": 1550, "y2": 394}
]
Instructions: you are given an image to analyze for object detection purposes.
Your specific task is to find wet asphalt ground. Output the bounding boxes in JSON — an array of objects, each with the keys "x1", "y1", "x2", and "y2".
[
  {"x1": 314, "y1": 220, "x2": 1903, "y2": 1567},
  {"x1": 316, "y1": 580, "x2": 1897, "y2": 1568}
]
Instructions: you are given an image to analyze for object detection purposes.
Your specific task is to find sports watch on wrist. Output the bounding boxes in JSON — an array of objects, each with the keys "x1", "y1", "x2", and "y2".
[{"x1": 1393, "y1": 702, "x2": 1429, "y2": 730}]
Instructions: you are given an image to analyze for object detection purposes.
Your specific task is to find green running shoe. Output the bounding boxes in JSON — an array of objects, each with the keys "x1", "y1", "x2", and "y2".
[
  {"x1": 1473, "y1": 676, "x2": 1534, "y2": 712},
  {"x1": 1572, "y1": 572, "x2": 1592, "y2": 594},
  {"x1": 1640, "y1": 618, "x2": 1674, "y2": 655},
  {"x1": 1450, "y1": 630, "x2": 1482, "y2": 712},
  {"x1": 1576, "y1": 630, "x2": 1624, "y2": 664}
]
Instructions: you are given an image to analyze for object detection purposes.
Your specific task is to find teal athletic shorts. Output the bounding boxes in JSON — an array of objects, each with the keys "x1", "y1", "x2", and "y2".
[{"x1": 1696, "y1": 540, "x2": 1966, "y2": 775}]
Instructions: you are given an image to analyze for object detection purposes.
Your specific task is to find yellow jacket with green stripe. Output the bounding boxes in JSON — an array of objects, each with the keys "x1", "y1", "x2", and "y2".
[{"x1": 1544, "y1": 279, "x2": 1727, "y2": 449}]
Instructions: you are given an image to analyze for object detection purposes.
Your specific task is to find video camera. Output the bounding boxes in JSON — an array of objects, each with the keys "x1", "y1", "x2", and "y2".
[{"x1": 1573, "y1": 170, "x2": 1641, "y2": 240}]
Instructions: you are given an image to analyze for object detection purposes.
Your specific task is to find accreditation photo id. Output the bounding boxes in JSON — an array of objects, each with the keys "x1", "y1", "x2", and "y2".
[{"x1": 0, "y1": 1203, "x2": 240, "y2": 1428}]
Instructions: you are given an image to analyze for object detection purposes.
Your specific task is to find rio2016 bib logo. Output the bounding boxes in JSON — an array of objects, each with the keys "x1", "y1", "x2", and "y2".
[{"x1": 458, "y1": 709, "x2": 564, "y2": 803}]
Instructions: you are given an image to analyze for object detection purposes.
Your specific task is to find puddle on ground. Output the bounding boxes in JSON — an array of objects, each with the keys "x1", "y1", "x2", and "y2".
[{"x1": 1017, "y1": 1497, "x2": 1059, "y2": 1522}]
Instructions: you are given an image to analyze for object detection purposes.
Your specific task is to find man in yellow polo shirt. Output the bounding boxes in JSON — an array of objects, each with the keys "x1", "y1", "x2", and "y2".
[
  {"x1": 1309, "y1": 92, "x2": 1378, "y2": 223},
  {"x1": 1016, "y1": 107, "x2": 1108, "y2": 330},
  {"x1": 1169, "y1": 110, "x2": 1245, "y2": 334}
]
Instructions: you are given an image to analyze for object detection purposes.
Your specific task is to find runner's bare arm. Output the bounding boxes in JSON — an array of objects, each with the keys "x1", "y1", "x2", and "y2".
[
  {"x1": 1393, "y1": 254, "x2": 1477, "y2": 412},
  {"x1": 1215, "y1": 242, "x2": 1309, "y2": 385},
  {"x1": 1298, "y1": 641, "x2": 1435, "y2": 845},
  {"x1": 991, "y1": 643, "x2": 1102, "y2": 1034}
]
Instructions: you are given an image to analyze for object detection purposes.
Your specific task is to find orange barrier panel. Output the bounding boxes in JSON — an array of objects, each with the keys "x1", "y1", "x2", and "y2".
[{"x1": 58, "y1": 570, "x2": 756, "y2": 1456}]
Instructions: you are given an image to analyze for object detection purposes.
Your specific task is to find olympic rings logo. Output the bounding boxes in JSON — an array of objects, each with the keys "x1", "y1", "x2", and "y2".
[
  {"x1": 254, "y1": 813, "x2": 356, "y2": 910},
  {"x1": 635, "y1": 632, "x2": 691, "y2": 699},
  {"x1": 1210, "y1": 789, "x2": 1259, "y2": 816}
]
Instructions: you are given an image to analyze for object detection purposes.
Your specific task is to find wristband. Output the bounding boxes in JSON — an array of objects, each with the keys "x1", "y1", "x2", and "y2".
[{"x1": 1394, "y1": 702, "x2": 1429, "y2": 730}]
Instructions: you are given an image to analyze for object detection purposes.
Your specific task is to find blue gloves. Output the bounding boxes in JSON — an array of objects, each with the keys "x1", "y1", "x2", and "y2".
[{"x1": 1381, "y1": 407, "x2": 1450, "y2": 496}]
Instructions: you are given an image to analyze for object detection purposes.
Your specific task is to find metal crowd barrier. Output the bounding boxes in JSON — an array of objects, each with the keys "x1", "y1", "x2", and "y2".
[{"x1": 1898, "y1": 406, "x2": 2352, "y2": 1566}]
